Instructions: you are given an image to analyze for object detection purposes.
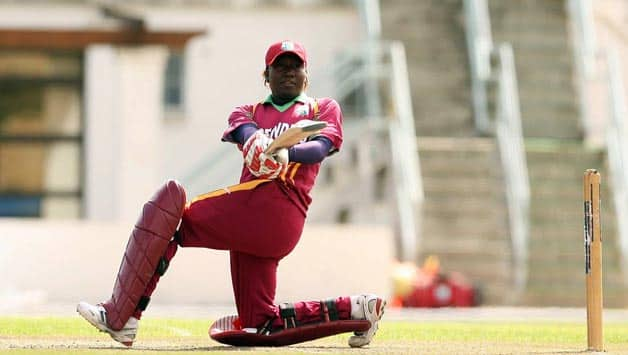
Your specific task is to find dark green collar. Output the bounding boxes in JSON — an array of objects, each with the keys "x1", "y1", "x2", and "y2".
[{"x1": 264, "y1": 93, "x2": 309, "y2": 112}]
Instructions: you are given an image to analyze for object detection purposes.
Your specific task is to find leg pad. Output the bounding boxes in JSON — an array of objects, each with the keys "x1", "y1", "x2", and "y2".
[
  {"x1": 209, "y1": 315, "x2": 370, "y2": 347},
  {"x1": 103, "y1": 180, "x2": 186, "y2": 330}
]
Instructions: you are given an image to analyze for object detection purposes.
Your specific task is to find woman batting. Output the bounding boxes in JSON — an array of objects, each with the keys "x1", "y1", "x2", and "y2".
[{"x1": 77, "y1": 40, "x2": 385, "y2": 348}]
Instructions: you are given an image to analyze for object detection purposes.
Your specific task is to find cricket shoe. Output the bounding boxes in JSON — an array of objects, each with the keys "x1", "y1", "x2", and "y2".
[
  {"x1": 76, "y1": 301, "x2": 138, "y2": 347},
  {"x1": 348, "y1": 294, "x2": 386, "y2": 348}
]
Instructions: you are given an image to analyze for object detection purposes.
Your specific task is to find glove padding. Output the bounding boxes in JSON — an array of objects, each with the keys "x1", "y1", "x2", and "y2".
[{"x1": 242, "y1": 130, "x2": 288, "y2": 179}]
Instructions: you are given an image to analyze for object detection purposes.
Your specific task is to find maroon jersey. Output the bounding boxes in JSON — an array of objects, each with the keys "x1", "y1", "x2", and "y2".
[{"x1": 223, "y1": 94, "x2": 343, "y2": 213}]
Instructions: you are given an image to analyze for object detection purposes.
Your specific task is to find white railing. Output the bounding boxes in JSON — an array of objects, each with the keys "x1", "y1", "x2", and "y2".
[
  {"x1": 493, "y1": 44, "x2": 530, "y2": 297},
  {"x1": 390, "y1": 41, "x2": 424, "y2": 262},
  {"x1": 338, "y1": 0, "x2": 423, "y2": 262},
  {"x1": 464, "y1": 0, "x2": 530, "y2": 297},
  {"x1": 464, "y1": 0, "x2": 494, "y2": 134},
  {"x1": 332, "y1": 39, "x2": 423, "y2": 262},
  {"x1": 604, "y1": 49, "x2": 628, "y2": 280},
  {"x1": 568, "y1": 0, "x2": 598, "y2": 145},
  {"x1": 570, "y1": 0, "x2": 628, "y2": 282}
]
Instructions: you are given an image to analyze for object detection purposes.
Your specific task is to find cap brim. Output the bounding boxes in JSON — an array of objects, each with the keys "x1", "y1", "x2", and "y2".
[{"x1": 268, "y1": 51, "x2": 307, "y2": 66}]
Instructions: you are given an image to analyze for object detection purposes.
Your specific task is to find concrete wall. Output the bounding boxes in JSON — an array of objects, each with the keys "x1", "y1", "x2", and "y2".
[
  {"x1": 0, "y1": 221, "x2": 393, "y2": 311},
  {"x1": 85, "y1": 46, "x2": 170, "y2": 221}
]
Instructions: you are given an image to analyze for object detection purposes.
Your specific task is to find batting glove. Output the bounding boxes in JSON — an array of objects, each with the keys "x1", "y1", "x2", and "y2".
[{"x1": 242, "y1": 130, "x2": 287, "y2": 179}]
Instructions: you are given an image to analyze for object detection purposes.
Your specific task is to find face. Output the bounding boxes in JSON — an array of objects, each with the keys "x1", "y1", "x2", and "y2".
[{"x1": 267, "y1": 53, "x2": 307, "y2": 102}]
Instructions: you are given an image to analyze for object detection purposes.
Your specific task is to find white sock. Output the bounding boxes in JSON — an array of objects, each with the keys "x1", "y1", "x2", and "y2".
[{"x1": 350, "y1": 295, "x2": 364, "y2": 320}]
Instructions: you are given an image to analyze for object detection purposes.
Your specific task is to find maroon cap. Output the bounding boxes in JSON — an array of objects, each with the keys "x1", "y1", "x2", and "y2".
[{"x1": 265, "y1": 40, "x2": 307, "y2": 67}]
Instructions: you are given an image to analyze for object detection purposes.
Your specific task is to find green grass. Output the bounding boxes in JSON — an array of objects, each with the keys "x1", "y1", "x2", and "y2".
[
  {"x1": 2, "y1": 317, "x2": 628, "y2": 354},
  {"x1": 0, "y1": 317, "x2": 209, "y2": 337}
]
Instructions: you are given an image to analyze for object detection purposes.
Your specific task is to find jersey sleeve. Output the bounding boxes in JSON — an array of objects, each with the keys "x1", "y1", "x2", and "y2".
[
  {"x1": 315, "y1": 98, "x2": 343, "y2": 154},
  {"x1": 221, "y1": 104, "x2": 258, "y2": 143}
]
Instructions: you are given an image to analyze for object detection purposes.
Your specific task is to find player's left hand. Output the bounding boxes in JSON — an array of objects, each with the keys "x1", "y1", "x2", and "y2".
[
  {"x1": 273, "y1": 148, "x2": 289, "y2": 165},
  {"x1": 255, "y1": 152, "x2": 287, "y2": 179},
  {"x1": 242, "y1": 130, "x2": 288, "y2": 179}
]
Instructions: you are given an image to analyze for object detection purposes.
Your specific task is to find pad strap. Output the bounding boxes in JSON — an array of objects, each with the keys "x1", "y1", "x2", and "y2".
[
  {"x1": 136, "y1": 296, "x2": 150, "y2": 311},
  {"x1": 279, "y1": 303, "x2": 298, "y2": 329},
  {"x1": 257, "y1": 318, "x2": 275, "y2": 335},
  {"x1": 156, "y1": 257, "x2": 170, "y2": 276},
  {"x1": 320, "y1": 298, "x2": 339, "y2": 322}
]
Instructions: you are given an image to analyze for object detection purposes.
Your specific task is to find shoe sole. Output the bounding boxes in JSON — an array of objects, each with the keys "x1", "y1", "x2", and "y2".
[
  {"x1": 348, "y1": 298, "x2": 387, "y2": 348},
  {"x1": 76, "y1": 305, "x2": 133, "y2": 347}
]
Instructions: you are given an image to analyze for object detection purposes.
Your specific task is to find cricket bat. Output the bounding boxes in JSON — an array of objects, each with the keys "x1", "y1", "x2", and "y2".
[{"x1": 264, "y1": 120, "x2": 327, "y2": 155}]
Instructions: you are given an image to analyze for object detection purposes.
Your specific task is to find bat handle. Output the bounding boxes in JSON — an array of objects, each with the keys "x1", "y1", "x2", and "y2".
[{"x1": 273, "y1": 148, "x2": 289, "y2": 164}]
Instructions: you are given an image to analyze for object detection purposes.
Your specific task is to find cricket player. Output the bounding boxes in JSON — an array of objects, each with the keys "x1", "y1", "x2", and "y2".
[{"x1": 77, "y1": 40, "x2": 385, "y2": 347}]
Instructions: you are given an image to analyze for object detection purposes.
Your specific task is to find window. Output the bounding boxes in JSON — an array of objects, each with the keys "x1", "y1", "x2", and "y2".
[
  {"x1": 163, "y1": 51, "x2": 184, "y2": 113},
  {"x1": 0, "y1": 50, "x2": 83, "y2": 218}
]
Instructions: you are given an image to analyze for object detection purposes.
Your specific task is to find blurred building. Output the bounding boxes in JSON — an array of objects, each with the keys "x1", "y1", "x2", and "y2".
[
  {"x1": 0, "y1": 0, "x2": 362, "y2": 221},
  {"x1": 375, "y1": 0, "x2": 628, "y2": 306},
  {"x1": 3, "y1": 0, "x2": 628, "y2": 308},
  {"x1": 0, "y1": 0, "x2": 397, "y2": 309}
]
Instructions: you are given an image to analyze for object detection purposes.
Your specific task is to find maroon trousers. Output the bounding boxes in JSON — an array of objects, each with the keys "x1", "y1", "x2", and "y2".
[{"x1": 135, "y1": 180, "x2": 351, "y2": 328}]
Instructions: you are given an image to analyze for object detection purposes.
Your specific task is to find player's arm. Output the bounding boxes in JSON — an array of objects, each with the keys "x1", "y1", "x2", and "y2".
[
  {"x1": 231, "y1": 123, "x2": 258, "y2": 145},
  {"x1": 314, "y1": 98, "x2": 343, "y2": 155},
  {"x1": 233, "y1": 123, "x2": 331, "y2": 163},
  {"x1": 287, "y1": 137, "x2": 333, "y2": 164},
  {"x1": 221, "y1": 105, "x2": 257, "y2": 144}
]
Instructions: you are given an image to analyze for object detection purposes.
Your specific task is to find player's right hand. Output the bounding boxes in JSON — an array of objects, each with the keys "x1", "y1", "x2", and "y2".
[{"x1": 242, "y1": 130, "x2": 287, "y2": 179}]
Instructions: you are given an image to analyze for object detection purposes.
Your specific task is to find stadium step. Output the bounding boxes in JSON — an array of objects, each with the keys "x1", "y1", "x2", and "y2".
[
  {"x1": 523, "y1": 140, "x2": 626, "y2": 307},
  {"x1": 417, "y1": 137, "x2": 513, "y2": 305},
  {"x1": 488, "y1": 0, "x2": 581, "y2": 139},
  {"x1": 381, "y1": 0, "x2": 475, "y2": 137}
]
